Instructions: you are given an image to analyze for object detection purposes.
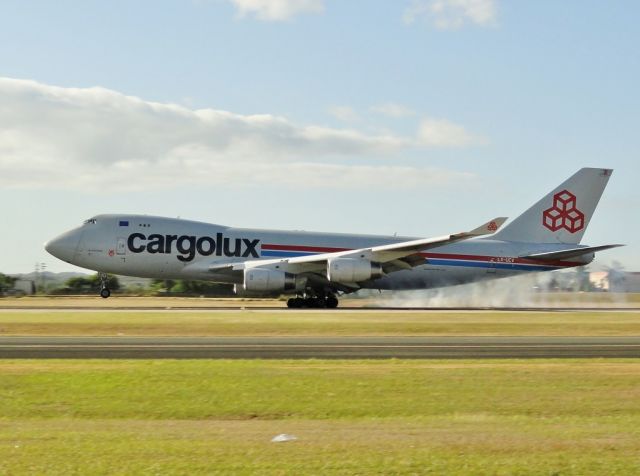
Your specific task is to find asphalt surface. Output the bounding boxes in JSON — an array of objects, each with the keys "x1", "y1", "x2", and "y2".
[
  {"x1": 2, "y1": 336, "x2": 640, "y2": 359},
  {"x1": 1, "y1": 306, "x2": 638, "y2": 312}
]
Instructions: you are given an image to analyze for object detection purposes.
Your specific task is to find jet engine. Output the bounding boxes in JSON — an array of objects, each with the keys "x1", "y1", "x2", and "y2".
[
  {"x1": 327, "y1": 258, "x2": 383, "y2": 283},
  {"x1": 243, "y1": 268, "x2": 297, "y2": 292}
]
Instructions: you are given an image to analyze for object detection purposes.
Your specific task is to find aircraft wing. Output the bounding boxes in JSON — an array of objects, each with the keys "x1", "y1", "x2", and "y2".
[
  {"x1": 359, "y1": 216, "x2": 508, "y2": 262},
  {"x1": 209, "y1": 217, "x2": 507, "y2": 278},
  {"x1": 520, "y1": 244, "x2": 624, "y2": 262}
]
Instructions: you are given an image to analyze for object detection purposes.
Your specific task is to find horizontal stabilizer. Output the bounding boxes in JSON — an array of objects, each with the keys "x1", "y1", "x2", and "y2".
[{"x1": 520, "y1": 244, "x2": 624, "y2": 262}]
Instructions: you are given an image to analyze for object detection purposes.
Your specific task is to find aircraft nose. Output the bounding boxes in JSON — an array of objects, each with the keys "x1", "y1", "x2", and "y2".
[{"x1": 45, "y1": 230, "x2": 81, "y2": 263}]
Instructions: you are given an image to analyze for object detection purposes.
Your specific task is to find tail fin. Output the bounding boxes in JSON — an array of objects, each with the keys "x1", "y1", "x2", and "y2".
[{"x1": 493, "y1": 168, "x2": 613, "y2": 244}]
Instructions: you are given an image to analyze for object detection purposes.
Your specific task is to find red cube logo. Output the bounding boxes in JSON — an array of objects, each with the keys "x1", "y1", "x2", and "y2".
[{"x1": 542, "y1": 190, "x2": 585, "y2": 234}]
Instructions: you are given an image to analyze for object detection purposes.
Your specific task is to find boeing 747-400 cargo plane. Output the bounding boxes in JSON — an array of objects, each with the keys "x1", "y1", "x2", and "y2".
[{"x1": 45, "y1": 168, "x2": 621, "y2": 308}]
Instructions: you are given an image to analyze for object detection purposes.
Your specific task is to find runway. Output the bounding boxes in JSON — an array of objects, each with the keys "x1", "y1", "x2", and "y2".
[
  {"x1": 1, "y1": 306, "x2": 638, "y2": 312},
  {"x1": 2, "y1": 336, "x2": 640, "y2": 359}
]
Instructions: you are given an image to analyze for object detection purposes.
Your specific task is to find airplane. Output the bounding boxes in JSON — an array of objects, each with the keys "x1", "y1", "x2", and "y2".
[{"x1": 45, "y1": 168, "x2": 622, "y2": 308}]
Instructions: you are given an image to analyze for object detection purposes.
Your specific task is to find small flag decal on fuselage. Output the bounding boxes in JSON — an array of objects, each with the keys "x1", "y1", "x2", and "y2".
[{"x1": 119, "y1": 220, "x2": 129, "y2": 227}]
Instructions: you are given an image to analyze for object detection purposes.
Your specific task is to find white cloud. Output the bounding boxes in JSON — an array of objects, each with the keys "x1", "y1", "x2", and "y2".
[
  {"x1": 328, "y1": 105, "x2": 359, "y2": 122},
  {"x1": 370, "y1": 102, "x2": 416, "y2": 118},
  {"x1": 417, "y1": 117, "x2": 486, "y2": 147},
  {"x1": 0, "y1": 78, "x2": 480, "y2": 191},
  {"x1": 228, "y1": 0, "x2": 323, "y2": 21},
  {"x1": 404, "y1": 0, "x2": 497, "y2": 30}
]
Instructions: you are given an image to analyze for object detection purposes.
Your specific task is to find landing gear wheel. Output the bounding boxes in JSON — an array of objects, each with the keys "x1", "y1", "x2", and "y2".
[
  {"x1": 304, "y1": 297, "x2": 325, "y2": 308},
  {"x1": 326, "y1": 296, "x2": 339, "y2": 309},
  {"x1": 287, "y1": 297, "x2": 304, "y2": 308},
  {"x1": 289, "y1": 293, "x2": 339, "y2": 309},
  {"x1": 98, "y1": 272, "x2": 111, "y2": 298}
]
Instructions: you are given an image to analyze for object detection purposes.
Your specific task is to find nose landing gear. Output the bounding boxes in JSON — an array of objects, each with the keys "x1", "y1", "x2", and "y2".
[{"x1": 99, "y1": 273, "x2": 111, "y2": 299}]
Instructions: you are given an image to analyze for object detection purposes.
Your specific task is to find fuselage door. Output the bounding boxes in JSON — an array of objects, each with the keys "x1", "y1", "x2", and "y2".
[
  {"x1": 116, "y1": 237, "x2": 126, "y2": 255},
  {"x1": 484, "y1": 256, "x2": 497, "y2": 274}
]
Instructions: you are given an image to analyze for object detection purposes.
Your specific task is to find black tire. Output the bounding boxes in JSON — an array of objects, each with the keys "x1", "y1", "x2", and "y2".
[
  {"x1": 312, "y1": 297, "x2": 326, "y2": 308},
  {"x1": 326, "y1": 296, "x2": 339, "y2": 309},
  {"x1": 100, "y1": 288, "x2": 111, "y2": 299}
]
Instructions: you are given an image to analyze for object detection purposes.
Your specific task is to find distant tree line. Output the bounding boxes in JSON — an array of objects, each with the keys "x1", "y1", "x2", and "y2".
[
  {"x1": 0, "y1": 273, "x2": 17, "y2": 295},
  {"x1": 46, "y1": 274, "x2": 234, "y2": 297},
  {"x1": 54, "y1": 274, "x2": 121, "y2": 294},
  {"x1": 148, "y1": 279, "x2": 235, "y2": 297}
]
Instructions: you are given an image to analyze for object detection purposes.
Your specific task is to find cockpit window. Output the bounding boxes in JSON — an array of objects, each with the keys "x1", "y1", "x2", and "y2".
[{"x1": 83, "y1": 218, "x2": 97, "y2": 225}]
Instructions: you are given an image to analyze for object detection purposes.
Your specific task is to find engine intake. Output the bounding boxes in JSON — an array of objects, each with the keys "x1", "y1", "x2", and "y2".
[
  {"x1": 327, "y1": 258, "x2": 383, "y2": 283},
  {"x1": 243, "y1": 268, "x2": 297, "y2": 292}
]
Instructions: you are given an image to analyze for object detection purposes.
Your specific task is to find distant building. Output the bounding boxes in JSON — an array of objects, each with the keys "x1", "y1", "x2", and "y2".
[
  {"x1": 10, "y1": 279, "x2": 36, "y2": 295},
  {"x1": 589, "y1": 271, "x2": 640, "y2": 293},
  {"x1": 589, "y1": 272, "x2": 609, "y2": 291},
  {"x1": 609, "y1": 271, "x2": 640, "y2": 293}
]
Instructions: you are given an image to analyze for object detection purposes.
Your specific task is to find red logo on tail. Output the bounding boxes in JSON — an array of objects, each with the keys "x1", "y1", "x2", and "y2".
[
  {"x1": 542, "y1": 190, "x2": 584, "y2": 233},
  {"x1": 487, "y1": 221, "x2": 498, "y2": 232}
]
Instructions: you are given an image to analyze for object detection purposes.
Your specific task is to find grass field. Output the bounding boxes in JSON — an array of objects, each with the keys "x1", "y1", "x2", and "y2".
[
  {"x1": 1, "y1": 359, "x2": 640, "y2": 475},
  {"x1": 1, "y1": 309, "x2": 640, "y2": 336},
  {"x1": 2, "y1": 295, "x2": 639, "y2": 337},
  {"x1": 2, "y1": 297, "x2": 640, "y2": 474}
]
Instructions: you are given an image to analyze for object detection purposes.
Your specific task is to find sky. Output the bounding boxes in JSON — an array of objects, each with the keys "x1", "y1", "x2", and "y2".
[{"x1": 1, "y1": 0, "x2": 638, "y2": 274}]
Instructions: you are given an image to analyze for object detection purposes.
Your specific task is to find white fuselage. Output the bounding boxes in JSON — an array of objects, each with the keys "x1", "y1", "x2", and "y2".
[{"x1": 46, "y1": 214, "x2": 588, "y2": 292}]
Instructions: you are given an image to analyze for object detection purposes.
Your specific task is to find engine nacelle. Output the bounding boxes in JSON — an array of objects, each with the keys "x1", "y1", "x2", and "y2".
[
  {"x1": 327, "y1": 258, "x2": 383, "y2": 283},
  {"x1": 243, "y1": 268, "x2": 297, "y2": 292}
]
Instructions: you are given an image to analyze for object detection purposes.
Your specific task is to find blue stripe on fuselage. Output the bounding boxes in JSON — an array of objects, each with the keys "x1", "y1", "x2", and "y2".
[
  {"x1": 260, "y1": 250, "x2": 561, "y2": 271},
  {"x1": 427, "y1": 258, "x2": 559, "y2": 272}
]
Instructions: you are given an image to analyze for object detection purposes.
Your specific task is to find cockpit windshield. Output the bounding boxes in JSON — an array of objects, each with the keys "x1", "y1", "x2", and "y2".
[{"x1": 83, "y1": 218, "x2": 97, "y2": 225}]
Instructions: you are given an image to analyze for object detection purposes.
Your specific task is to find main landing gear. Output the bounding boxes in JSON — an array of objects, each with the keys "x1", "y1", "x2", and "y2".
[
  {"x1": 99, "y1": 273, "x2": 111, "y2": 299},
  {"x1": 287, "y1": 294, "x2": 339, "y2": 309}
]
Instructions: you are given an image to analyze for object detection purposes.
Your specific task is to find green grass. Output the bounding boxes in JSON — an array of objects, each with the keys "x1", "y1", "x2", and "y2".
[
  {"x1": 1, "y1": 309, "x2": 640, "y2": 336},
  {"x1": 1, "y1": 359, "x2": 640, "y2": 474}
]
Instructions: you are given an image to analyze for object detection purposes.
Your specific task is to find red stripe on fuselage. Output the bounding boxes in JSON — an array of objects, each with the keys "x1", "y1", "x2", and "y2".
[
  {"x1": 261, "y1": 244, "x2": 349, "y2": 253},
  {"x1": 260, "y1": 244, "x2": 579, "y2": 268},
  {"x1": 421, "y1": 252, "x2": 578, "y2": 268}
]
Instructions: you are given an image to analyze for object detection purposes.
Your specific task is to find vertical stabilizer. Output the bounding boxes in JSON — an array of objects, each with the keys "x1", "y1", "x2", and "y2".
[{"x1": 492, "y1": 168, "x2": 612, "y2": 244}]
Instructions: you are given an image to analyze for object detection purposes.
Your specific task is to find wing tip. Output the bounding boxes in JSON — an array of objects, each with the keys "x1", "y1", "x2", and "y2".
[{"x1": 470, "y1": 216, "x2": 508, "y2": 236}]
